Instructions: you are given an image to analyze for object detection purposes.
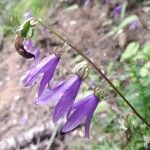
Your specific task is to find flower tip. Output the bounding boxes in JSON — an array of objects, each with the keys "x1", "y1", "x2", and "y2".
[
  {"x1": 33, "y1": 99, "x2": 39, "y2": 104},
  {"x1": 85, "y1": 131, "x2": 90, "y2": 138},
  {"x1": 52, "y1": 116, "x2": 58, "y2": 124},
  {"x1": 22, "y1": 77, "x2": 32, "y2": 87},
  {"x1": 33, "y1": 98, "x2": 46, "y2": 105},
  {"x1": 22, "y1": 80, "x2": 29, "y2": 87},
  {"x1": 61, "y1": 127, "x2": 66, "y2": 133},
  {"x1": 61, "y1": 124, "x2": 74, "y2": 134}
]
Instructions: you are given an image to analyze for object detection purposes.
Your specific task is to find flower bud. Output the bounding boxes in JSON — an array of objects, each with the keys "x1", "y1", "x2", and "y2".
[
  {"x1": 74, "y1": 62, "x2": 89, "y2": 79},
  {"x1": 53, "y1": 47, "x2": 64, "y2": 58},
  {"x1": 94, "y1": 88, "x2": 104, "y2": 100}
]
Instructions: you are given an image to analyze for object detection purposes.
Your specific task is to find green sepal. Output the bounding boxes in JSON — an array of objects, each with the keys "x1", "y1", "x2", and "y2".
[
  {"x1": 18, "y1": 19, "x2": 32, "y2": 38},
  {"x1": 27, "y1": 28, "x2": 34, "y2": 38}
]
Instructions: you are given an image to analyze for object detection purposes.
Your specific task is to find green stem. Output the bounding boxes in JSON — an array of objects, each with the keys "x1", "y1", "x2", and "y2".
[{"x1": 37, "y1": 19, "x2": 150, "y2": 128}]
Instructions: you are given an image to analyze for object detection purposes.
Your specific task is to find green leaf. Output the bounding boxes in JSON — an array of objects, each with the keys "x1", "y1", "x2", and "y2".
[
  {"x1": 133, "y1": 52, "x2": 145, "y2": 61},
  {"x1": 122, "y1": 42, "x2": 140, "y2": 60},
  {"x1": 140, "y1": 63, "x2": 149, "y2": 77},
  {"x1": 140, "y1": 67, "x2": 148, "y2": 77},
  {"x1": 142, "y1": 42, "x2": 150, "y2": 59},
  {"x1": 27, "y1": 28, "x2": 34, "y2": 38},
  {"x1": 20, "y1": 20, "x2": 31, "y2": 37}
]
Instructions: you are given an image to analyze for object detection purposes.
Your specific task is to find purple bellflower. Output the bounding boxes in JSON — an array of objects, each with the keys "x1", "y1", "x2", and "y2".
[
  {"x1": 35, "y1": 64, "x2": 89, "y2": 123},
  {"x1": 62, "y1": 93, "x2": 100, "y2": 138},
  {"x1": 23, "y1": 39, "x2": 40, "y2": 60},
  {"x1": 23, "y1": 54, "x2": 60, "y2": 96},
  {"x1": 113, "y1": 4, "x2": 122, "y2": 17},
  {"x1": 35, "y1": 75, "x2": 82, "y2": 123}
]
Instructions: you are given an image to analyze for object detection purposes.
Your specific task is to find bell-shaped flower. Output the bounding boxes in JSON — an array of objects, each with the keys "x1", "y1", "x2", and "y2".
[
  {"x1": 35, "y1": 63, "x2": 89, "y2": 123},
  {"x1": 62, "y1": 92, "x2": 100, "y2": 138},
  {"x1": 23, "y1": 54, "x2": 60, "y2": 96},
  {"x1": 35, "y1": 75, "x2": 82, "y2": 123}
]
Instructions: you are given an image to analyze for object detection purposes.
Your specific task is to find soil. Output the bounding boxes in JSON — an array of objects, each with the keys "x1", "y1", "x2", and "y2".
[{"x1": 0, "y1": 1, "x2": 150, "y2": 149}]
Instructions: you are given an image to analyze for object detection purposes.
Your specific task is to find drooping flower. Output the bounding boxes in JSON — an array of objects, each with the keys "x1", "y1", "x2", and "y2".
[
  {"x1": 23, "y1": 54, "x2": 60, "y2": 96},
  {"x1": 129, "y1": 20, "x2": 139, "y2": 30},
  {"x1": 23, "y1": 39, "x2": 40, "y2": 60},
  {"x1": 112, "y1": 4, "x2": 122, "y2": 17},
  {"x1": 62, "y1": 92, "x2": 100, "y2": 138},
  {"x1": 35, "y1": 63, "x2": 89, "y2": 123},
  {"x1": 35, "y1": 75, "x2": 82, "y2": 122}
]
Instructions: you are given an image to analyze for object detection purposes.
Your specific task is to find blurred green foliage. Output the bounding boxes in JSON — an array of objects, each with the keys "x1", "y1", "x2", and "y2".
[
  {"x1": 110, "y1": 41, "x2": 150, "y2": 149},
  {"x1": 80, "y1": 41, "x2": 150, "y2": 150},
  {"x1": 0, "y1": 0, "x2": 51, "y2": 36},
  {"x1": 121, "y1": 41, "x2": 150, "y2": 120}
]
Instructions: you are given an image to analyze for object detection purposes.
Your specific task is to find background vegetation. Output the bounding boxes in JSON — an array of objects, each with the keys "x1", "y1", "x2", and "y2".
[{"x1": 0, "y1": 0, "x2": 149, "y2": 149}]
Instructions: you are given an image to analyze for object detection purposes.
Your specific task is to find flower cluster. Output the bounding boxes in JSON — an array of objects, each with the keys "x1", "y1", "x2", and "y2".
[{"x1": 23, "y1": 50, "x2": 101, "y2": 137}]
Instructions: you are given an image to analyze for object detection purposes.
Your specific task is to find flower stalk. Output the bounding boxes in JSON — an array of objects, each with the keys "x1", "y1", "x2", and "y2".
[{"x1": 37, "y1": 19, "x2": 150, "y2": 128}]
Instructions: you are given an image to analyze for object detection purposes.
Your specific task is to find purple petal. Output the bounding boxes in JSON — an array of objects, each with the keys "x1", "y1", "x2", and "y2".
[
  {"x1": 35, "y1": 76, "x2": 79, "y2": 106},
  {"x1": 34, "y1": 81, "x2": 65, "y2": 106},
  {"x1": 38, "y1": 70, "x2": 52, "y2": 96},
  {"x1": 38, "y1": 58, "x2": 59, "y2": 96},
  {"x1": 23, "y1": 40, "x2": 40, "y2": 61},
  {"x1": 129, "y1": 20, "x2": 139, "y2": 30},
  {"x1": 84, "y1": 0, "x2": 91, "y2": 7},
  {"x1": 62, "y1": 95, "x2": 94, "y2": 132},
  {"x1": 24, "y1": 40, "x2": 33, "y2": 50},
  {"x1": 62, "y1": 94, "x2": 99, "y2": 137},
  {"x1": 23, "y1": 54, "x2": 59, "y2": 86},
  {"x1": 53, "y1": 75, "x2": 82, "y2": 123},
  {"x1": 33, "y1": 47, "x2": 40, "y2": 61},
  {"x1": 85, "y1": 112, "x2": 92, "y2": 138},
  {"x1": 113, "y1": 5, "x2": 122, "y2": 17},
  {"x1": 62, "y1": 106, "x2": 87, "y2": 132},
  {"x1": 85, "y1": 96, "x2": 99, "y2": 138}
]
